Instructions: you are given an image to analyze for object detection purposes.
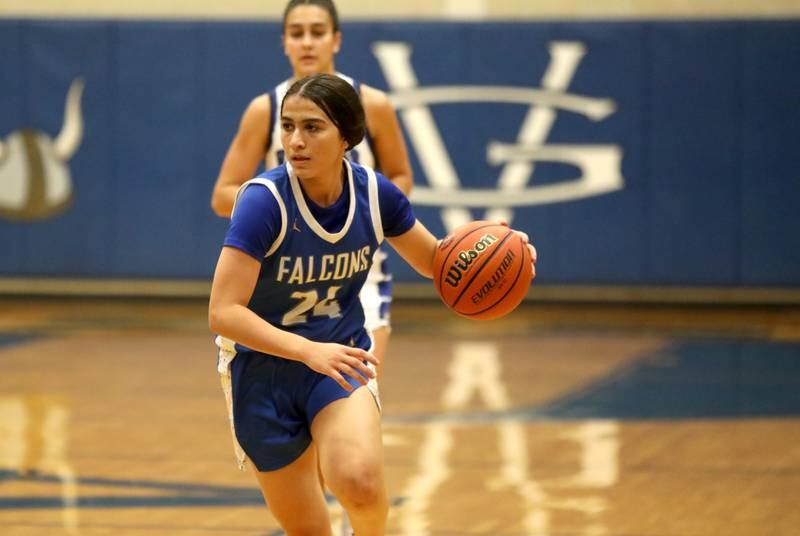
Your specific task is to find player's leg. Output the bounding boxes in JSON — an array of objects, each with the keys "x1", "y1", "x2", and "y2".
[
  {"x1": 254, "y1": 443, "x2": 333, "y2": 536},
  {"x1": 230, "y1": 353, "x2": 333, "y2": 535},
  {"x1": 312, "y1": 386, "x2": 388, "y2": 536}
]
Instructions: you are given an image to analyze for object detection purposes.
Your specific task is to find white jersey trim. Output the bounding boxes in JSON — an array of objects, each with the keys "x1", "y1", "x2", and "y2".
[
  {"x1": 365, "y1": 166, "x2": 384, "y2": 244},
  {"x1": 287, "y1": 160, "x2": 355, "y2": 245},
  {"x1": 232, "y1": 178, "x2": 287, "y2": 258}
]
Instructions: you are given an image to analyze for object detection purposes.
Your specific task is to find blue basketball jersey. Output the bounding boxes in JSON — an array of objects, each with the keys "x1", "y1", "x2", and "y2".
[
  {"x1": 224, "y1": 160, "x2": 412, "y2": 355},
  {"x1": 266, "y1": 73, "x2": 377, "y2": 170}
]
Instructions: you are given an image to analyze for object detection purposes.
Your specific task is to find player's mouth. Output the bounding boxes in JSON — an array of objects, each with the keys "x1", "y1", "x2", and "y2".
[{"x1": 290, "y1": 155, "x2": 311, "y2": 164}]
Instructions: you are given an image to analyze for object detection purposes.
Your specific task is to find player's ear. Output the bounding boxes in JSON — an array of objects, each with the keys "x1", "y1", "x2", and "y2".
[{"x1": 333, "y1": 31, "x2": 341, "y2": 55}]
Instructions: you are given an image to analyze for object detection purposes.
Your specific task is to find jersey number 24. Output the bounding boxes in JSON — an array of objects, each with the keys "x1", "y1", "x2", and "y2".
[{"x1": 282, "y1": 286, "x2": 342, "y2": 325}]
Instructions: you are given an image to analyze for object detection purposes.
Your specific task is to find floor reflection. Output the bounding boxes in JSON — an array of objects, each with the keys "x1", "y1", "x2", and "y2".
[
  {"x1": 390, "y1": 341, "x2": 620, "y2": 535},
  {"x1": 0, "y1": 395, "x2": 77, "y2": 531}
]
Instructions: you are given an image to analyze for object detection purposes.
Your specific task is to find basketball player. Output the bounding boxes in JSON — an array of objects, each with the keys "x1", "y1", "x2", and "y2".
[
  {"x1": 209, "y1": 74, "x2": 536, "y2": 535},
  {"x1": 211, "y1": 0, "x2": 412, "y2": 377}
]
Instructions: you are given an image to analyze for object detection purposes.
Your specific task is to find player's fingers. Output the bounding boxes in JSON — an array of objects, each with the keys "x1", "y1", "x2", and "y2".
[
  {"x1": 340, "y1": 362, "x2": 368, "y2": 385},
  {"x1": 347, "y1": 356, "x2": 377, "y2": 379},
  {"x1": 331, "y1": 370, "x2": 354, "y2": 392},
  {"x1": 528, "y1": 243, "x2": 537, "y2": 263},
  {"x1": 513, "y1": 229, "x2": 530, "y2": 243},
  {"x1": 352, "y1": 348, "x2": 380, "y2": 368},
  {"x1": 493, "y1": 219, "x2": 509, "y2": 227}
]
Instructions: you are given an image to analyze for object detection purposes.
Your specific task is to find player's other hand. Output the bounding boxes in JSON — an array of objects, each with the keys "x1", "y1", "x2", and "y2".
[{"x1": 302, "y1": 341, "x2": 379, "y2": 392}]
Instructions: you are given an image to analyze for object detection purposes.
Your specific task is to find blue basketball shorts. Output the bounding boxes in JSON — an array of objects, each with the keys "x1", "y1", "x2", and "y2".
[{"x1": 230, "y1": 350, "x2": 373, "y2": 472}]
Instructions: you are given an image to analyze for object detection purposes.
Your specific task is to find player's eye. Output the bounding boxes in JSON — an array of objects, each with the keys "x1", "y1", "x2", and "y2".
[{"x1": 281, "y1": 122, "x2": 294, "y2": 132}]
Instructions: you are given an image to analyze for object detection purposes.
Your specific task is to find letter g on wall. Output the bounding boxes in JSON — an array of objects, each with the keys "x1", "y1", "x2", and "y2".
[{"x1": 0, "y1": 78, "x2": 84, "y2": 221}]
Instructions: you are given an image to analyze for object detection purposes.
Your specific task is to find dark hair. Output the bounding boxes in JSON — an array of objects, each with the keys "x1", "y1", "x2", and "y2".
[
  {"x1": 282, "y1": 0, "x2": 340, "y2": 33},
  {"x1": 282, "y1": 74, "x2": 365, "y2": 151}
]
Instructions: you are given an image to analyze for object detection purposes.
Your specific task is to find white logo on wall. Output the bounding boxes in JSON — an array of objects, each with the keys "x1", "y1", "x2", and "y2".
[
  {"x1": 372, "y1": 41, "x2": 623, "y2": 232},
  {"x1": 0, "y1": 78, "x2": 84, "y2": 222}
]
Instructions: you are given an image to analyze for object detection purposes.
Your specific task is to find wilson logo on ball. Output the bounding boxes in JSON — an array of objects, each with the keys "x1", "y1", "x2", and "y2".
[{"x1": 444, "y1": 233, "x2": 499, "y2": 288}]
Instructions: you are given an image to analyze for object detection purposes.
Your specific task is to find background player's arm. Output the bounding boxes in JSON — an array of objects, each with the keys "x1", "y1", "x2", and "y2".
[
  {"x1": 362, "y1": 85, "x2": 413, "y2": 196},
  {"x1": 210, "y1": 95, "x2": 272, "y2": 217},
  {"x1": 208, "y1": 247, "x2": 378, "y2": 391},
  {"x1": 387, "y1": 220, "x2": 438, "y2": 279}
]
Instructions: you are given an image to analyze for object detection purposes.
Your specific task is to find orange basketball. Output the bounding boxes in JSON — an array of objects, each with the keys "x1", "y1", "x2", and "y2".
[{"x1": 433, "y1": 220, "x2": 533, "y2": 320}]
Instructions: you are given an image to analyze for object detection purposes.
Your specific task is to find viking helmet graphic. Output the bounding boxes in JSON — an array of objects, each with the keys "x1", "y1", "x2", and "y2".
[{"x1": 0, "y1": 78, "x2": 85, "y2": 221}]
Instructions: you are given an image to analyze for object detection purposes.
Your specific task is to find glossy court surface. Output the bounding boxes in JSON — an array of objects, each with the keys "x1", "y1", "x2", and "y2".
[{"x1": 1, "y1": 297, "x2": 799, "y2": 535}]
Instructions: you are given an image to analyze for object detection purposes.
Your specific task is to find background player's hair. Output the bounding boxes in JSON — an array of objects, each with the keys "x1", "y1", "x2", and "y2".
[
  {"x1": 283, "y1": 73, "x2": 366, "y2": 151},
  {"x1": 282, "y1": 0, "x2": 340, "y2": 33}
]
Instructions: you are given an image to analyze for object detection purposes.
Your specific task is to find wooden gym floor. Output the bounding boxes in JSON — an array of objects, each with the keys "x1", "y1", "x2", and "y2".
[{"x1": 1, "y1": 297, "x2": 799, "y2": 535}]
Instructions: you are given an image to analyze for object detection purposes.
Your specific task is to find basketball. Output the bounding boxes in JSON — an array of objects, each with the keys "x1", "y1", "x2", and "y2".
[{"x1": 433, "y1": 221, "x2": 533, "y2": 320}]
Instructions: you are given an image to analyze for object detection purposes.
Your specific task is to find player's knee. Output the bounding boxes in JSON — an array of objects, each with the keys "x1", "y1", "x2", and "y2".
[{"x1": 335, "y1": 461, "x2": 385, "y2": 509}]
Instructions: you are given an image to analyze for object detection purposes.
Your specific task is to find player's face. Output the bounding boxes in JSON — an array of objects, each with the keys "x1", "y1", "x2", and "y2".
[
  {"x1": 281, "y1": 95, "x2": 348, "y2": 181},
  {"x1": 282, "y1": 5, "x2": 341, "y2": 78}
]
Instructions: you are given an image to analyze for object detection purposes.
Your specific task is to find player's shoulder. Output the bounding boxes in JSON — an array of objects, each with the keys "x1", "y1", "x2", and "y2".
[
  {"x1": 234, "y1": 167, "x2": 288, "y2": 213},
  {"x1": 348, "y1": 160, "x2": 382, "y2": 181},
  {"x1": 349, "y1": 161, "x2": 398, "y2": 199},
  {"x1": 260, "y1": 164, "x2": 290, "y2": 185},
  {"x1": 241, "y1": 165, "x2": 288, "y2": 194},
  {"x1": 244, "y1": 93, "x2": 273, "y2": 121},
  {"x1": 359, "y1": 84, "x2": 393, "y2": 112},
  {"x1": 359, "y1": 84, "x2": 398, "y2": 134}
]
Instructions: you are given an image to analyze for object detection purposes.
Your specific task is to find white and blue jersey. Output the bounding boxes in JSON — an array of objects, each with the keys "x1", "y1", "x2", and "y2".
[
  {"x1": 266, "y1": 74, "x2": 392, "y2": 332},
  {"x1": 226, "y1": 159, "x2": 411, "y2": 351},
  {"x1": 221, "y1": 159, "x2": 414, "y2": 471}
]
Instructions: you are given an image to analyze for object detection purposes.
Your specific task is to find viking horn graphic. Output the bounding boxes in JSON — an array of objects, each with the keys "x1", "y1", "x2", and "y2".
[
  {"x1": 0, "y1": 77, "x2": 83, "y2": 221},
  {"x1": 53, "y1": 77, "x2": 85, "y2": 161}
]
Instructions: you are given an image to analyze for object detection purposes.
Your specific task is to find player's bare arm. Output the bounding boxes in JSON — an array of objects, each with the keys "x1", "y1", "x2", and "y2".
[
  {"x1": 386, "y1": 220, "x2": 438, "y2": 279},
  {"x1": 362, "y1": 84, "x2": 413, "y2": 196},
  {"x1": 210, "y1": 94, "x2": 272, "y2": 217}
]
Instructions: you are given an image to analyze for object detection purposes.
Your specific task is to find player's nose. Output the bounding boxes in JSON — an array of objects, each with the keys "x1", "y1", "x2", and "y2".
[{"x1": 288, "y1": 128, "x2": 305, "y2": 148}]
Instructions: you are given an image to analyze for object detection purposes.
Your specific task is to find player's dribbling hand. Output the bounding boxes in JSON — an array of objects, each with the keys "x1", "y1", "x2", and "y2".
[
  {"x1": 495, "y1": 221, "x2": 538, "y2": 281},
  {"x1": 302, "y1": 341, "x2": 379, "y2": 392}
]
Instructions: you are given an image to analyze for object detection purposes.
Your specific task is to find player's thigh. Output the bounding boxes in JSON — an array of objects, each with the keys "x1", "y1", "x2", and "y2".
[
  {"x1": 254, "y1": 443, "x2": 332, "y2": 535},
  {"x1": 311, "y1": 386, "x2": 384, "y2": 486}
]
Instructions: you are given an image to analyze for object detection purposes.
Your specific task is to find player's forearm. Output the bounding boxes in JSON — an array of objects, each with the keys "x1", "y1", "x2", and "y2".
[
  {"x1": 387, "y1": 221, "x2": 437, "y2": 279},
  {"x1": 209, "y1": 303, "x2": 312, "y2": 363}
]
